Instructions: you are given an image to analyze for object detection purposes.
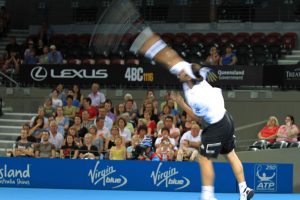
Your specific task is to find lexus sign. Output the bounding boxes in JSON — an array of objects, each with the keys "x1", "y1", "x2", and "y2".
[{"x1": 31, "y1": 66, "x2": 48, "y2": 81}]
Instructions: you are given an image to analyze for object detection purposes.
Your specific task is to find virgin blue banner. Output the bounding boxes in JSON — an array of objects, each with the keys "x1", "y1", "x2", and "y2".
[{"x1": 0, "y1": 158, "x2": 293, "y2": 193}]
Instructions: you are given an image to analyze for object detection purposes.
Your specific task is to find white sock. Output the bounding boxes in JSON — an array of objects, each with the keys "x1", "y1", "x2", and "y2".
[
  {"x1": 201, "y1": 186, "x2": 214, "y2": 199},
  {"x1": 238, "y1": 182, "x2": 247, "y2": 194}
]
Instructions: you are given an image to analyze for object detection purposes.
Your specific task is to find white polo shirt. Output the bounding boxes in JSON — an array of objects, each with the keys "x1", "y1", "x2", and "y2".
[
  {"x1": 180, "y1": 130, "x2": 201, "y2": 151},
  {"x1": 88, "y1": 91, "x2": 106, "y2": 107},
  {"x1": 183, "y1": 80, "x2": 226, "y2": 124}
]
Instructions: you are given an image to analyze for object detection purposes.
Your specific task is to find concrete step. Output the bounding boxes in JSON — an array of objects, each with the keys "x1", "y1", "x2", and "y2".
[
  {"x1": 0, "y1": 125, "x2": 21, "y2": 133},
  {"x1": 0, "y1": 132, "x2": 19, "y2": 140},
  {"x1": 0, "y1": 148, "x2": 8, "y2": 157},
  {"x1": 0, "y1": 118, "x2": 29, "y2": 126},
  {"x1": 1, "y1": 112, "x2": 35, "y2": 120},
  {"x1": 291, "y1": 50, "x2": 300, "y2": 55},
  {"x1": 277, "y1": 59, "x2": 299, "y2": 65},
  {"x1": 283, "y1": 55, "x2": 300, "y2": 60},
  {"x1": 0, "y1": 139, "x2": 15, "y2": 149}
]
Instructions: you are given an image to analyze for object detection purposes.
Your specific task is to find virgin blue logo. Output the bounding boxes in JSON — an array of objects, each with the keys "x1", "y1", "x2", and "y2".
[
  {"x1": 88, "y1": 161, "x2": 127, "y2": 189},
  {"x1": 151, "y1": 163, "x2": 190, "y2": 190}
]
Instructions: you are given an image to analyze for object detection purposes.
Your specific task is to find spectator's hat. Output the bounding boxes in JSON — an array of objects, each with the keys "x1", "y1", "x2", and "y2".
[
  {"x1": 50, "y1": 44, "x2": 56, "y2": 50},
  {"x1": 140, "y1": 140, "x2": 152, "y2": 148}
]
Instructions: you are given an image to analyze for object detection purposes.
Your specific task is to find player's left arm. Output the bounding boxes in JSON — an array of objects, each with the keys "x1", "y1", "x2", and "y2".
[{"x1": 171, "y1": 92, "x2": 201, "y2": 124}]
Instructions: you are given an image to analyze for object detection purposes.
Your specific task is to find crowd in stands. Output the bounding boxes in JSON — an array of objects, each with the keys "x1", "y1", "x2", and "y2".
[
  {"x1": 9, "y1": 83, "x2": 300, "y2": 160},
  {"x1": 1, "y1": 28, "x2": 298, "y2": 78}
]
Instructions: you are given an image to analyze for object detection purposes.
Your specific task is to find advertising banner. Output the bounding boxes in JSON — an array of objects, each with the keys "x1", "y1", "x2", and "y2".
[
  {"x1": 19, "y1": 65, "x2": 263, "y2": 88},
  {"x1": 0, "y1": 158, "x2": 293, "y2": 193}
]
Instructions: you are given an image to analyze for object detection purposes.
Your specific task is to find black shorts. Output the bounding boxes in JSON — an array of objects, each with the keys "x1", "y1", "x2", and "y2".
[{"x1": 199, "y1": 112, "x2": 236, "y2": 158}]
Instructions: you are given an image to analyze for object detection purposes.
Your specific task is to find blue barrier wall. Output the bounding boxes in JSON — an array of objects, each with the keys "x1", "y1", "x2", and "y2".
[{"x1": 0, "y1": 158, "x2": 293, "y2": 193}]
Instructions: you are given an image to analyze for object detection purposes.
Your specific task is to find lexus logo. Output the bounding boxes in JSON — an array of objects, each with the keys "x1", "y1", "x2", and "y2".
[{"x1": 31, "y1": 66, "x2": 47, "y2": 81}]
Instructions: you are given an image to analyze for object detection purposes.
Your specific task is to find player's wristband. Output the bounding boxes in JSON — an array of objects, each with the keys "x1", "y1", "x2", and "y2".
[
  {"x1": 169, "y1": 61, "x2": 190, "y2": 75},
  {"x1": 144, "y1": 39, "x2": 167, "y2": 60}
]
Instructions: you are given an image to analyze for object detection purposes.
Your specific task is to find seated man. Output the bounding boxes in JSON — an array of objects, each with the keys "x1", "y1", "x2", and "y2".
[
  {"x1": 34, "y1": 130, "x2": 56, "y2": 158},
  {"x1": 176, "y1": 123, "x2": 201, "y2": 161},
  {"x1": 13, "y1": 129, "x2": 34, "y2": 157}
]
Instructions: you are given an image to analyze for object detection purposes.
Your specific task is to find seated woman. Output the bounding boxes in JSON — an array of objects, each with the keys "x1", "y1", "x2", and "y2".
[
  {"x1": 257, "y1": 116, "x2": 279, "y2": 144},
  {"x1": 156, "y1": 137, "x2": 175, "y2": 161},
  {"x1": 219, "y1": 45, "x2": 237, "y2": 66},
  {"x1": 79, "y1": 133, "x2": 99, "y2": 159},
  {"x1": 276, "y1": 115, "x2": 299, "y2": 143},
  {"x1": 60, "y1": 134, "x2": 79, "y2": 159},
  {"x1": 205, "y1": 46, "x2": 220, "y2": 66},
  {"x1": 109, "y1": 135, "x2": 126, "y2": 160}
]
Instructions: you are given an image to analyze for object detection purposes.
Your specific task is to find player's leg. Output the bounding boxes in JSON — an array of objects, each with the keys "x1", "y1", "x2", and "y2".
[
  {"x1": 198, "y1": 155, "x2": 216, "y2": 200},
  {"x1": 223, "y1": 150, "x2": 254, "y2": 200}
]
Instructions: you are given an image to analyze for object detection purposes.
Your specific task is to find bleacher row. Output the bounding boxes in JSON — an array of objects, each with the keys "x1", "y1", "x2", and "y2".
[
  {"x1": 249, "y1": 140, "x2": 300, "y2": 151},
  {"x1": 27, "y1": 31, "x2": 298, "y2": 66}
]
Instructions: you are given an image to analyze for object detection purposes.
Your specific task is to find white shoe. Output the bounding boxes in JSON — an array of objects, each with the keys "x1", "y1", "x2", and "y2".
[{"x1": 240, "y1": 187, "x2": 254, "y2": 200}]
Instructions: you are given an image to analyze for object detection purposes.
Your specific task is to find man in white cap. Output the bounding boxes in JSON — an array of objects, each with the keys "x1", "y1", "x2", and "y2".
[{"x1": 48, "y1": 44, "x2": 63, "y2": 64}]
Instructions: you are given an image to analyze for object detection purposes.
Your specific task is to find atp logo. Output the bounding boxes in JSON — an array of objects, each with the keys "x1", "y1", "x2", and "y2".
[{"x1": 254, "y1": 164, "x2": 277, "y2": 192}]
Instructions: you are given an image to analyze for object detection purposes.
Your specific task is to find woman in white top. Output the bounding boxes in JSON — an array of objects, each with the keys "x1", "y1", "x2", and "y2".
[
  {"x1": 51, "y1": 89, "x2": 63, "y2": 110},
  {"x1": 132, "y1": 28, "x2": 253, "y2": 200}
]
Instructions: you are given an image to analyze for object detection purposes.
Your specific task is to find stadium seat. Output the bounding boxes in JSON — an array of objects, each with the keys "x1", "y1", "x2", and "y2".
[
  {"x1": 219, "y1": 32, "x2": 234, "y2": 47},
  {"x1": 96, "y1": 58, "x2": 110, "y2": 65},
  {"x1": 288, "y1": 142, "x2": 300, "y2": 148},
  {"x1": 78, "y1": 34, "x2": 91, "y2": 47},
  {"x1": 65, "y1": 34, "x2": 79, "y2": 44},
  {"x1": 125, "y1": 58, "x2": 140, "y2": 65},
  {"x1": 250, "y1": 32, "x2": 266, "y2": 45},
  {"x1": 234, "y1": 32, "x2": 250, "y2": 45},
  {"x1": 204, "y1": 33, "x2": 219, "y2": 46},
  {"x1": 248, "y1": 140, "x2": 268, "y2": 151},
  {"x1": 174, "y1": 32, "x2": 189, "y2": 48},
  {"x1": 266, "y1": 32, "x2": 282, "y2": 45},
  {"x1": 268, "y1": 43, "x2": 282, "y2": 59},
  {"x1": 82, "y1": 59, "x2": 95, "y2": 65},
  {"x1": 110, "y1": 58, "x2": 125, "y2": 65},
  {"x1": 269, "y1": 141, "x2": 289, "y2": 149},
  {"x1": 189, "y1": 33, "x2": 204, "y2": 46},
  {"x1": 253, "y1": 53, "x2": 267, "y2": 66},
  {"x1": 283, "y1": 32, "x2": 297, "y2": 52},
  {"x1": 161, "y1": 32, "x2": 175, "y2": 46},
  {"x1": 68, "y1": 59, "x2": 82, "y2": 65}
]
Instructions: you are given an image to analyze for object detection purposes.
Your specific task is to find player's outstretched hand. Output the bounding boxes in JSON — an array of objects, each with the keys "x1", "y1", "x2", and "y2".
[{"x1": 199, "y1": 67, "x2": 218, "y2": 83}]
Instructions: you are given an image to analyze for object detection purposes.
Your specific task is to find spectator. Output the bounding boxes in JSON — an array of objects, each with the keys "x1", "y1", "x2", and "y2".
[
  {"x1": 95, "y1": 105, "x2": 113, "y2": 130},
  {"x1": 95, "y1": 116, "x2": 110, "y2": 140},
  {"x1": 176, "y1": 123, "x2": 201, "y2": 161},
  {"x1": 67, "y1": 125, "x2": 82, "y2": 147},
  {"x1": 24, "y1": 48, "x2": 38, "y2": 64},
  {"x1": 2, "y1": 50, "x2": 21, "y2": 75},
  {"x1": 79, "y1": 97, "x2": 98, "y2": 121},
  {"x1": 115, "y1": 103, "x2": 126, "y2": 118},
  {"x1": 13, "y1": 129, "x2": 34, "y2": 157},
  {"x1": 155, "y1": 127, "x2": 177, "y2": 150},
  {"x1": 157, "y1": 115, "x2": 181, "y2": 146},
  {"x1": 43, "y1": 98, "x2": 55, "y2": 118},
  {"x1": 109, "y1": 135, "x2": 126, "y2": 160},
  {"x1": 29, "y1": 115, "x2": 46, "y2": 139},
  {"x1": 205, "y1": 46, "x2": 220, "y2": 66},
  {"x1": 60, "y1": 134, "x2": 79, "y2": 159},
  {"x1": 48, "y1": 44, "x2": 63, "y2": 64},
  {"x1": 120, "y1": 112, "x2": 135, "y2": 135},
  {"x1": 104, "y1": 126, "x2": 125, "y2": 154},
  {"x1": 117, "y1": 116, "x2": 132, "y2": 145},
  {"x1": 34, "y1": 130, "x2": 56, "y2": 158},
  {"x1": 65, "y1": 89, "x2": 80, "y2": 108},
  {"x1": 51, "y1": 89, "x2": 63, "y2": 110},
  {"x1": 160, "y1": 91, "x2": 178, "y2": 112},
  {"x1": 63, "y1": 95, "x2": 77, "y2": 120},
  {"x1": 179, "y1": 113, "x2": 193, "y2": 135},
  {"x1": 219, "y1": 45, "x2": 237, "y2": 66},
  {"x1": 72, "y1": 115, "x2": 88, "y2": 139},
  {"x1": 89, "y1": 125, "x2": 104, "y2": 158},
  {"x1": 140, "y1": 100, "x2": 159, "y2": 123},
  {"x1": 276, "y1": 115, "x2": 300, "y2": 143},
  {"x1": 55, "y1": 106, "x2": 69, "y2": 136},
  {"x1": 104, "y1": 99, "x2": 116, "y2": 121},
  {"x1": 46, "y1": 121, "x2": 64, "y2": 150},
  {"x1": 137, "y1": 140, "x2": 160, "y2": 161},
  {"x1": 23, "y1": 39, "x2": 35, "y2": 58},
  {"x1": 126, "y1": 135, "x2": 140, "y2": 159},
  {"x1": 56, "y1": 84, "x2": 66, "y2": 102},
  {"x1": 16, "y1": 123, "x2": 37, "y2": 143},
  {"x1": 156, "y1": 137, "x2": 175, "y2": 161},
  {"x1": 72, "y1": 84, "x2": 84, "y2": 105},
  {"x1": 257, "y1": 116, "x2": 279, "y2": 144},
  {"x1": 38, "y1": 46, "x2": 49, "y2": 64},
  {"x1": 79, "y1": 133, "x2": 99, "y2": 159},
  {"x1": 144, "y1": 110, "x2": 156, "y2": 136},
  {"x1": 29, "y1": 106, "x2": 49, "y2": 128},
  {"x1": 88, "y1": 83, "x2": 106, "y2": 107},
  {"x1": 123, "y1": 93, "x2": 138, "y2": 111},
  {"x1": 124, "y1": 99, "x2": 138, "y2": 126},
  {"x1": 81, "y1": 110, "x2": 93, "y2": 130},
  {"x1": 5, "y1": 36, "x2": 20, "y2": 55}
]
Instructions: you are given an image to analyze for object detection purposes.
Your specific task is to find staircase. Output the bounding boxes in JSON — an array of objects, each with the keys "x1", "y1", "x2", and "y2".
[
  {"x1": 0, "y1": 29, "x2": 29, "y2": 58},
  {"x1": 277, "y1": 50, "x2": 300, "y2": 65},
  {"x1": 0, "y1": 105, "x2": 35, "y2": 157}
]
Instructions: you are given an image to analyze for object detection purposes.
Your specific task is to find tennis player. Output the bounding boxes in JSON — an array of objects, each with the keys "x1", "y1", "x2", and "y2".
[{"x1": 130, "y1": 28, "x2": 254, "y2": 200}]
